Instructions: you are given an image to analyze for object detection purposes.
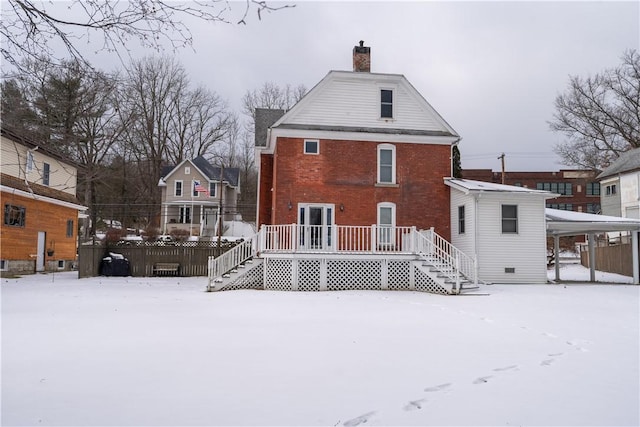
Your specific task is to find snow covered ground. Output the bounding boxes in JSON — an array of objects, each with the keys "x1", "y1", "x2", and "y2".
[{"x1": 2, "y1": 264, "x2": 638, "y2": 426}]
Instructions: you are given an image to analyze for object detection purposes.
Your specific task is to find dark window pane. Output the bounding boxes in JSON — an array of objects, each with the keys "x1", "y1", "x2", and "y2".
[{"x1": 381, "y1": 90, "x2": 393, "y2": 103}]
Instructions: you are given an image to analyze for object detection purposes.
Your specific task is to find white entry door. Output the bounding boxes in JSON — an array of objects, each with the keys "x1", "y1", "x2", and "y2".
[
  {"x1": 298, "y1": 204, "x2": 334, "y2": 250},
  {"x1": 36, "y1": 231, "x2": 46, "y2": 271}
]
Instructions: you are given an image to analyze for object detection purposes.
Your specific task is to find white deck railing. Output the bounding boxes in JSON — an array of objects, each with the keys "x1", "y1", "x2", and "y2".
[
  {"x1": 416, "y1": 228, "x2": 478, "y2": 288},
  {"x1": 259, "y1": 224, "x2": 416, "y2": 253},
  {"x1": 207, "y1": 234, "x2": 257, "y2": 290}
]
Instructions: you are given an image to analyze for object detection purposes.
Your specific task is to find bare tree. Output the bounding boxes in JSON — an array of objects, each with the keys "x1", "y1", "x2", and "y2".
[
  {"x1": 166, "y1": 85, "x2": 232, "y2": 165},
  {"x1": 1, "y1": 0, "x2": 294, "y2": 72},
  {"x1": 241, "y1": 81, "x2": 307, "y2": 133},
  {"x1": 550, "y1": 50, "x2": 640, "y2": 170}
]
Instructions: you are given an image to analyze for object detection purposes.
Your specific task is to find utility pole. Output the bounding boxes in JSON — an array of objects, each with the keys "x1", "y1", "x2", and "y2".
[
  {"x1": 498, "y1": 153, "x2": 506, "y2": 184},
  {"x1": 217, "y1": 165, "x2": 224, "y2": 248}
]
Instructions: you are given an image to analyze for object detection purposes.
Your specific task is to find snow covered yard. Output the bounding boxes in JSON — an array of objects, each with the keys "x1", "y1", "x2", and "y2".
[{"x1": 2, "y1": 268, "x2": 639, "y2": 426}]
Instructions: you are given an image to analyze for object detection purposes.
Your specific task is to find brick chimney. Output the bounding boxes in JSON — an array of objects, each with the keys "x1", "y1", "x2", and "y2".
[{"x1": 353, "y1": 40, "x2": 370, "y2": 72}]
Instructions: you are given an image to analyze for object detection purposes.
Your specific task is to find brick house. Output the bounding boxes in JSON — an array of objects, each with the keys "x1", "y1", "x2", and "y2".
[
  {"x1": 256, "y1": 44, "x2": 459, "y2": 240},
  {"x1": 1, "y1": 127, "x2": 86, "y2": 274},
  {"x1": 206, "y1": 43, "x2": 568, "y2": 292},
  {"x1": 207, "y1": 43, "x2": 483, "y2": 295}
]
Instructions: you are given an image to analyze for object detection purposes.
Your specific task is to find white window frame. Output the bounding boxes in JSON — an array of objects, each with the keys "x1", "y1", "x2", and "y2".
[
  {"x1": 377, "y1": 202, "x2": 396, "y2": 246},
  {"x1": 304, "y1": 139, "x2": 319, "y2": 155},
  {"x1": 0, "y1": 260, "x2": 7, "y2": 271},
  {"x1": 209, "y1": 182, "x2": 217, "y2": 198},
  {"x1": 377, "y1": 144, "x2": 396, "y2": 185},
  {"x1": 458, "y1": 205, "x2": 466, "y2": 234},
  {"x1": 185, "y1": 166, "x2": 191, "y2": 175},
  {"x1": 26, "y1": 151, "x2": 34, "y2": 173},
  {"x1": 501, "y1": 204, "x2": 518, "y2": 234},
  {"x1": 179, "y1": 206, "x2": 191, "y2": 224},
  {"x1": 380, "y1": 88, "x2": 394, "y2": 119},
  {"x1": 43, "y1": 162, "x2": 50, "y2": 186},
  {"x1": 174, "y1": 180, "x2": 183, "y2": 197}
]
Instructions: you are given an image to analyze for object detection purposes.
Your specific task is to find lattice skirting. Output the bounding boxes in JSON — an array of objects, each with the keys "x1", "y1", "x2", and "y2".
[
  {"x1": 259, "y1": 257, "x2": 449, "y2": 294},
  {"x1": 220, "y1": 262, "x2": 264, "y2": 291}
]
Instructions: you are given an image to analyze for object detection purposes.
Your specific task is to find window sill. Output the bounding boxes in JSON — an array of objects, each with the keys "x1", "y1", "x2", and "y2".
[{"x1": 375, "y1": 183, "x2": 399, "y2": 188}]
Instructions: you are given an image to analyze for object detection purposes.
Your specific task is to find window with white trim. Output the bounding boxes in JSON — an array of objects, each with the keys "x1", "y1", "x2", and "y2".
[
  {"x1": 501, "y1": 204, "x2": 518, "y2": 234},
  {"x1": 26, "y1": 151, "x2": 34, "y2": 173},
  {"x1": 179, "y1": 206, "x2": 191, "y2": 223},
  {"x1": 377, "y1": 202, "x2": 396, "y2": 246},
  {"x1": 175, "y1": 180, "x2": 183, "y2": 197},
  {"x1": 185, "y1": 166, "x2": 191, "y2": 175},
  {"x1": 304, "y1": 140, "x2": 319, "y2": 154},
  {"x1": 209, "y1": 182, "x2": 217, "y2": 198},
  {"x1": 43, "y1": 162, "x2": 50, "y2": 186},
  {"x1": 0, "y1": 260, "x2": 7, "y2": 271},
  {"x1": 380, "y1": 89, "x2": 393, "y2": 118},
  {"x1": 377, "y1": 144, "x2": 396, "y2": 184},
  {"x1": 458, "y1": 205, "x2": 466, "y2": 234}
]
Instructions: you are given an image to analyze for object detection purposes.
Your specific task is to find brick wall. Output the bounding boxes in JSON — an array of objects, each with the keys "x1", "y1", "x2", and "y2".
[{"x1": 261, "y1": 137, "x2": 451, "y2": 239}]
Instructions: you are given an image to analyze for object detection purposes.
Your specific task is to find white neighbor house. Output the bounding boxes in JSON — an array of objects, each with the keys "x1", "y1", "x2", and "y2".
[{"x1": 445, "y1": 178, "x2": 557, "y2": 284}]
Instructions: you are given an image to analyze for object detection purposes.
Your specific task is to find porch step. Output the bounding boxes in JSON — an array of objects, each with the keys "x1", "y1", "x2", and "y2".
[{"x1": 207, "y1": 258, "x2": 264, "y2": 292}]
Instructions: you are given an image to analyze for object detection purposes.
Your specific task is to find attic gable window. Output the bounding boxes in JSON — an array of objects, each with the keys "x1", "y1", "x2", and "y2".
[{"x1": 381, "y1": 89, "x2": 393, "y2": 118}]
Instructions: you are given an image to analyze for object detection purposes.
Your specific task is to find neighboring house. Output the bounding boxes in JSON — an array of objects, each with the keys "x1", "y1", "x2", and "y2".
[
  {"x1": 597, "y1": 148, "x2": 640, "y2": 219},
  {"x1": 158, "y1": 156, "x2": 240, "y2": 238},
  {"x1": 445, "y1": 178, "x2": 557, "y2": 284},
  {"x1": 463, "y1": 169, "x2": 601, "y2": 214},
  {"x1": 0, "y1": 127, "x2": 86, "y2": 274}
]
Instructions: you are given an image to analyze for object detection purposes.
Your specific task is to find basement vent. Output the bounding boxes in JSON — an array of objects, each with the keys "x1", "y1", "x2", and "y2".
[
  {"x1": 505, "y1": 267, "x2": 516, "y2": 274},
  {"x1": 57, "y1": 260, "x2": 65, "y2": 270}
]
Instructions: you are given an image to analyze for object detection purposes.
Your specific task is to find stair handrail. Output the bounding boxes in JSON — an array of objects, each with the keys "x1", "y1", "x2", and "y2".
[
  {"x1": 207, "y1": 234, "x2": 258, "y2": 291},
  {"x1": 415, "y1": 228, "x2": 477, "y2": 288}
]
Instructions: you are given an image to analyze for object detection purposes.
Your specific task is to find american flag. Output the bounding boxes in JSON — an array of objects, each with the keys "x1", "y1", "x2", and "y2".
[{"x1": 194, "y1": 180, "x2": 209, "y2": 195}]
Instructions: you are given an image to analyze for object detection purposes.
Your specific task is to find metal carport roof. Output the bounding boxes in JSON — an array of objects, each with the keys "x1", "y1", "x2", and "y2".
[{"x1": 545, "y1": 208, "x2": 640, "y2": 283}]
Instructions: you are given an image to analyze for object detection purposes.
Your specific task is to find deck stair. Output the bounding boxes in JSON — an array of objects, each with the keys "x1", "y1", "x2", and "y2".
[{"x1": 208, "y1": 258, "x2": 264, "y2": 291}]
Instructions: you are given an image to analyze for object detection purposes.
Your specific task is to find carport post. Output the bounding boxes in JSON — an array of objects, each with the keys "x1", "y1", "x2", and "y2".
[
  {"x1": 588, "y1": 233, "x2": 596, "y2": 282},
  {"x1": 633, "y1": 231, "x2": 639, "y2": 284},
  {"x1": 554, "y1": 234, "x2": 560, "y2": 282}
]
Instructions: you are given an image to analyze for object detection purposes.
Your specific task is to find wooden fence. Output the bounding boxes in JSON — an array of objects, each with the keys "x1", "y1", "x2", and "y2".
[
  {"x1": 78, "y1": 241, "x2": 238, "y2": 278},
  {"x1": 580, "y1": 242, "x2": 633, "y2": 277}
]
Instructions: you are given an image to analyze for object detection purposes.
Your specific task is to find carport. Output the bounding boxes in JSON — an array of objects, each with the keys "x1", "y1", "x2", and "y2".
[{"x1": 546, "y1": 208, "x2": 640, "y2": 283}]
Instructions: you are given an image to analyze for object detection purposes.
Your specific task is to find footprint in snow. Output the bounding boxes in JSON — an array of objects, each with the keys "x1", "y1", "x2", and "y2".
[
  {"x1": 424, "y1": 383, "x2": 452, "y2": 392},
  {"x1": 493, "y1": 365, "x2": 518, "y2": 372},
  {"x1": 543, "y1": 332, "x2": 558, "y2": 338},
  {"x1": 541, "y1": 359, "x2": 555, "y2": 366},
  {"x1": 473, "y1": 376, "x2": 492, "y2": 384},
  {"x1": 403, "y1": 399, "x2": 427, "y2": 411},
  {"x1": 343, "y1": 411, "x2": 376, "y2": 426}
]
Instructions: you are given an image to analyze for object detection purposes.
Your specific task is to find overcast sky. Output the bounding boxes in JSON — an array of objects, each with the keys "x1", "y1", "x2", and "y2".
[{"x1": 17, "y1": 1, "x2": 640, "y2": 171}]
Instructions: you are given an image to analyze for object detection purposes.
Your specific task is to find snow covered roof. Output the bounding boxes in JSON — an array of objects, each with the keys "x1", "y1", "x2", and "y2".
[
  {"x1": 546, "y1": 208, "x2": 640, "y2": 236},
  {"x1": 597, "y1": 147, "x2": 640, "y2": 180},
  {"x1": 445, "y1": 178, "x2": 557, "y2": 197}
]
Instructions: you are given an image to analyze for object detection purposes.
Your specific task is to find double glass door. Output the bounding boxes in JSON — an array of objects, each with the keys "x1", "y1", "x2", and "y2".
[{"x1": 298, "y1": 204, "x2": 334, "y2": 250}]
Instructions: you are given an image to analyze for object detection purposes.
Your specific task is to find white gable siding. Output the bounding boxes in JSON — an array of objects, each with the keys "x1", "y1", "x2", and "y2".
[
  {"x1": 620, "y1": 172, "x2": 640, "y2": 219},
  {"x1": 1, "y1": 135, "x2": 77, "y2": 196},
  {"x1": 449, "y1": 189, "x2": 476, "y2": 258},
  {"x1": 282, "y1": 74, "x2": 450, "y2": 133},
  {"x1": 476, "y1": 194, "x2": 548, "y2": 284}
]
